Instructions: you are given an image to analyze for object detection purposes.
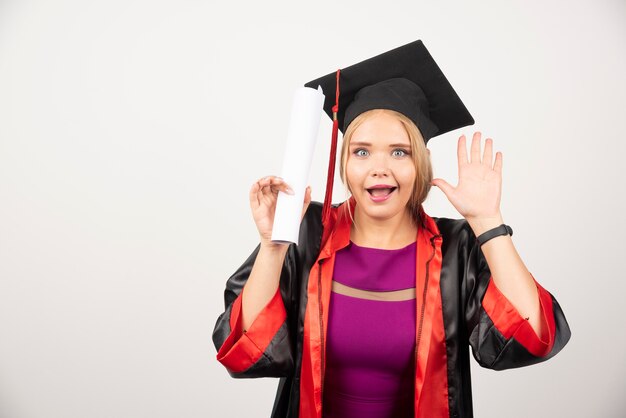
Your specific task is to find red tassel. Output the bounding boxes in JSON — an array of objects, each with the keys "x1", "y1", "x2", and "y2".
[{"x1": 321, "y1": 69, "x2": 341, "y2": 248}]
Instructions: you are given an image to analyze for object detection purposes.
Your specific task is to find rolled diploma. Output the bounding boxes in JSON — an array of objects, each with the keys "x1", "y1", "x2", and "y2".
[{"x1": 271, "y1": 85, "x2": 325, "y2": 245}]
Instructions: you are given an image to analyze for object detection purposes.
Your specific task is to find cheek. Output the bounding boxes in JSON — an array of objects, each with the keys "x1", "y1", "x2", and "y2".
[
  {"x1": 346, "y1": 161, "x2": 367, "y2": 185},
  {"x1": 398, "y1": 165, "x2": 417, "y2": 184}
]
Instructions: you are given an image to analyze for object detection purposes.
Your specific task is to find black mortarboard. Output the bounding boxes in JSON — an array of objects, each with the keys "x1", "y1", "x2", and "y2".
[
  {"x1": 304, "y1": 39, "x2": 474, "y2": 142},
  {"x1": 304, "y1": 40, "x2": 474, "y2": 247}
]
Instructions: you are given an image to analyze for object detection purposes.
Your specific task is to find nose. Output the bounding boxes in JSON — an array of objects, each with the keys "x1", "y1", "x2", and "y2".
[
  {"x1": 369, "y1": 152, "x2": 391, "y2": 176},
  {"x1": 371, "y1": 167, "x2": 390, "y2": 177}
]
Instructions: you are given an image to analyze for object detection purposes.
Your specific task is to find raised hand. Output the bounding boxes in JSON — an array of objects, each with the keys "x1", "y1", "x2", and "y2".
[
  {"x1": 249, "y1": 175, "x2": 312, "y2": 248},
  {"x1": 431, "y1": 132, "x2": 503, "y2": 222}
]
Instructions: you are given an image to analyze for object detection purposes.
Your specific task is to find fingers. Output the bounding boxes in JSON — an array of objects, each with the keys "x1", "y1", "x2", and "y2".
[
  {"x1": 483, "y1": 137, "x2": 493, "y2": 167},
  {"x1": 251, "y1": 176, "x2": 312, "y2": 216},
  {"x1": 253, "y1": 175, "x2": 295, "y2": 203},
  {"x1": 460, "y1": 132, "x2": 498, "y2": 169},
  {"x1": 301, "y1": 186, "x2": 312, "y2": 220},
  {"x1": 458, "y1": 134, "x2": 468, "y2": 166},
  {"x1": 249, "y1": 182, "x2": 261, "y2": 209},
  {"x1": 257, "y1": 176, "x2": 294, "y2": 196},
  {"x1": 470, "y1": 131, "x2": 481, "y2": 163},
  {"x1": 432, "y1": 178, "x2": 453, "y2": 197},
  {"x1": 493, "y1": 151, "x2": 503, "y2": 174}
]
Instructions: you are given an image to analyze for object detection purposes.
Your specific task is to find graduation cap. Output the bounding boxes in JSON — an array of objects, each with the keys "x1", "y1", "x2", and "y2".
[
  {"x1": 303, "y1": 39, "x2": 474, "y2": 244},
  {"x1": 304, "y1": 39, "x2": 474, "y2": 141}
]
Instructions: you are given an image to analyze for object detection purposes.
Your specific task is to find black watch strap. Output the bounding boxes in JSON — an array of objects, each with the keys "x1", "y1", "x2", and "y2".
[{"x1": 476, "y1": 224, "x2": 513, "y2": 246}]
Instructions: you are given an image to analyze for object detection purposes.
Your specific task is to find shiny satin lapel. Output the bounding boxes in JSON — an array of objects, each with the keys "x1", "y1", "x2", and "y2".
[
  {"x1": 318, "y1": 251, "x2": 334, "y2": 415},
  {"x1": 301, "y1": 199, "x2": 353, "y2": 418},
  {"x1": 414, "y1": 212, "x2": 443, "y2": 415},
  {"x1": 300, "y1": 257, "x2": 318, "y2": 418}
]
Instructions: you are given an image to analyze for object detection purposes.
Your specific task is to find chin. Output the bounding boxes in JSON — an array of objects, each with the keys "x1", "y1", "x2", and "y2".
[{"x1": 355, "y1": 190, "x2": 409, "y2": 219}]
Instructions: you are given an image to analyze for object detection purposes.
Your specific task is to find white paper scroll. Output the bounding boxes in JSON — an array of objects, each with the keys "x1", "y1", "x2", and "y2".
[{"x1": 271, "y1": 85, "x2": 325, "y2": 245}]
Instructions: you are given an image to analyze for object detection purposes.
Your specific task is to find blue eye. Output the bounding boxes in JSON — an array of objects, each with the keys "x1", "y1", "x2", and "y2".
[
  {"x1": 354, "y1": 149, "x2": 369, "y2": 157},
  {"x1": 392, "y1": 149, "x2": 409, "y2": 157}
]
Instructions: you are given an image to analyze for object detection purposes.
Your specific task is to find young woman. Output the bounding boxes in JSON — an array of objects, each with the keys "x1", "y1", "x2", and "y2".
[{"x1": 213, "y1": 40, "x2": 570, "y2": 418}]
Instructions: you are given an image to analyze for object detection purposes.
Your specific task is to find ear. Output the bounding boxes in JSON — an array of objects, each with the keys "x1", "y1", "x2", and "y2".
[{"x1": 426, "y1": 148, "x2": 431, "y2": 156}]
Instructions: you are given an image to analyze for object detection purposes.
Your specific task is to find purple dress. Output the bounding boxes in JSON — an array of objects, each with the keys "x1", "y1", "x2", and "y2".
[{"x1": 322, "y1": 240, "x2": 416, "y2": 418}]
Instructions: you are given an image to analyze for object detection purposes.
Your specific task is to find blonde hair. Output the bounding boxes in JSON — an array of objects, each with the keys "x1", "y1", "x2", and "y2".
[{"x1": 338, "y1": 109, "x2": 433, "y2": 228}]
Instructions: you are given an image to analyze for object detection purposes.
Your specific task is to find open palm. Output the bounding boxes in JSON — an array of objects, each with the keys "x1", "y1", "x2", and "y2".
[{"x1": 431, "y1": 132, "x2": 503, "y2": 220}]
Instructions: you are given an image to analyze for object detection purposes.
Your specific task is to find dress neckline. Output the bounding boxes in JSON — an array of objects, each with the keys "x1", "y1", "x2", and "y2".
[{"x1": 349, "y1": 240, "x2": 416, "y2": 252}]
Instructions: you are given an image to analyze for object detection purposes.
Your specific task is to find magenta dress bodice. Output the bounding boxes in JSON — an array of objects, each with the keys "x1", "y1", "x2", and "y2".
[{"x1": 322, "y1": 240, "x2": 417, "y2": 418}]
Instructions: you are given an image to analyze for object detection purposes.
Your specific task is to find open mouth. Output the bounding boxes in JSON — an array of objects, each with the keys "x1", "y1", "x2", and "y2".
[{"x1": 366, "y1": 187, "x2": 397, "y2": 198}]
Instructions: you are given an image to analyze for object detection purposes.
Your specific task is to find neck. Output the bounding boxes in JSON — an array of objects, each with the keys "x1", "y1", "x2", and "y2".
[{"x1": 350, "y1": 205, "x2": 418, "y2": 249}]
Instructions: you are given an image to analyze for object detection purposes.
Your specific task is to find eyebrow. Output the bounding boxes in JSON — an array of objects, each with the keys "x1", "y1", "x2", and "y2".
[{"x1": 350, "y1": 141, "x2": 411, "y2": 148}]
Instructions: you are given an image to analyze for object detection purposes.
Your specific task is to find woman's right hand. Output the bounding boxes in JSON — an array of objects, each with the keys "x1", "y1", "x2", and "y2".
[{"x1": 249, "y1": 176, "x2": 312, "y2": 249}]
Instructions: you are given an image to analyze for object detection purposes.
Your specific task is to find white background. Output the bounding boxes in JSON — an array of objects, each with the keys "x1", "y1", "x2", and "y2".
[{"x1": 1, "y1": 0, "x2": 624, "y2": 417}]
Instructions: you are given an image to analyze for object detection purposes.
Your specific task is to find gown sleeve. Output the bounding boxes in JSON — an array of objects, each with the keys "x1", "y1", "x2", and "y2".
[
  {"x1": 212, "y1": 202, "x2": 323, "y2": 378},
  {"x1": 211, "y1": 243, "x2": 295, "y2": 378},
  {"x1": 461, "y1": 221, "x2": 572, "y2": 370}
]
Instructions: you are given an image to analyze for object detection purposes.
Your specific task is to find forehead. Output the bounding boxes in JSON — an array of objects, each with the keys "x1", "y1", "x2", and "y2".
[{"x1": 350, "y1": 112, "x2": 411, "y2": 146}]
